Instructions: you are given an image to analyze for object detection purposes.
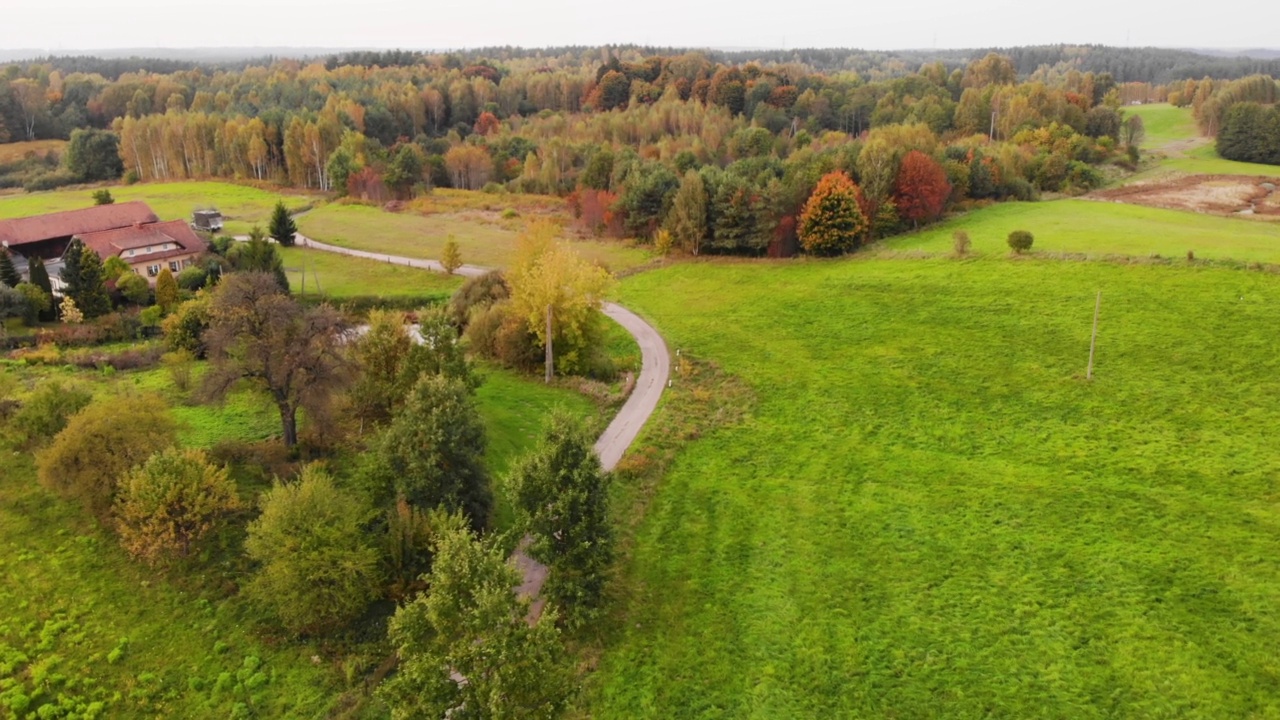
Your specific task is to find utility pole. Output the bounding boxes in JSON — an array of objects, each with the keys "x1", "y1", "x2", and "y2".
[
  {"x1": 544, "y1": 304, "x2": 553, "y2": 384},
  {"x1": 1087, "y1": 292, "x2": 1101, "y2": 380}
]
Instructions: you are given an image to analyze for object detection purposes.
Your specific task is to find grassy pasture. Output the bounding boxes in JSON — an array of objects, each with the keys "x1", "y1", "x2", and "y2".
[
  {"x1": 297, "y1": 197, "x2": 651, "y2": 272},
  {"x1": 0, "y1": 139, "x2": 67, "y2": 164},
  {"x1": 277, "y1": 246, "x2": 463, "y2": 301},
  {"x1": 890, "y1": 199, "x2": 1280, "y2": 262},
  {"x1": 588, "y1": 256, "x2": 1280, "y2": 717},
  {"x1": 1125, "y1": 104, "x2": 1280, "y2": 179},
  {"x1": 1126, "y1": 103, "x2": 1200, "y2": 150},
  {"x1": 0, "y1": 181, "x2": 320, "y2": 236}
]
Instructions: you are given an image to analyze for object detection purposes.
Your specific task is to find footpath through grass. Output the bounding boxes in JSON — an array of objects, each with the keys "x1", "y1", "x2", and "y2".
[
  {"x1": 890, "y1": 199, "x2": 1280, "y2": 263},
  {"x1": 0, "y1": 181, "x2": 320, "y2": 236},
  {"x1": 589, "y1": 256, "x2": 1280, "y2": 718},
  {"x1": 1125, "y1": 104, "x2": 1280, "y2": 179}
]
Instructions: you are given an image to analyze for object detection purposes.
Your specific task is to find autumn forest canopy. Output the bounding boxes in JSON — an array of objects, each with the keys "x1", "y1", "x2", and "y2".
[{"x1": 0, "y1": 44, "x2": 1277, "y2": 254}]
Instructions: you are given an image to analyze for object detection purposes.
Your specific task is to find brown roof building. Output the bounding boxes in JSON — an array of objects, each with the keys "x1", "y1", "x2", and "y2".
[
  {"x1": 0, "y1": 201, "x2": 159, "y2": 259},
  {"x1": 0, "y1": 201, "x2": 207, "y2": 287},
  {"x1": 80, "y1": 219, "x2": 206, "y2": 283}
]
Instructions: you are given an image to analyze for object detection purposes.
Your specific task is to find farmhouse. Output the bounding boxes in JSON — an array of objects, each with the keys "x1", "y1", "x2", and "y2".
[{"x1": 0, "y1": 201, "x2": 207, "y2": 286}]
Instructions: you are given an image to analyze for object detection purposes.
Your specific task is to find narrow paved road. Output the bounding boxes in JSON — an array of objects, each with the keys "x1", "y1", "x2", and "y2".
[{"x1": 289, "y1": 231, "x2": 670, "y2": 618}]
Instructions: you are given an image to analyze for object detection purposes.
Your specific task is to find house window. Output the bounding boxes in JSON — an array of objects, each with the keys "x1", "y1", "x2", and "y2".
[
  {"x1": 145, "y1": 246, "x2": 152, "y2": 253},
  {"x1": 127, "y1": 250, "x2": 135, "y2": 257},
  {"x1": 147, "y1": 265, "x2": 160, "y2": 277},
  {"x1": 169, "y1": 261, "x2": 180, "y2": 272}
]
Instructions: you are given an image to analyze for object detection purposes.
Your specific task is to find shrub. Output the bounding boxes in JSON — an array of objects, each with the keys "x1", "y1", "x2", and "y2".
[
  {"x1": 162, "y1": 294, "x2": 211, "y2": 357},
  {"x1": 440, "y1": 237, "x2": 463, "y2": 275},
  {"x1": 952, "y1": 231, "x2": 972, "y2": 257},
  {"x1": 67, "y1": 345, "x2": 163, "y2": 372},
  {"x1": 59, "y1": 296, "x2": 84, "y2": 324},
  {"x1": 448, "y1": 270, "x2": 509, "y2": 329},
  {"x1": 244, "y1": 465, "x2": 379, "y2": 634},
  {"x1": 12, "y1": 382, "x2": 93, "y2": 446},
  {"x1": 176, "y1": 267, "x2": 208, "y2": 291},
  {"x1": 117, "y1": 272, "x2": 150, "y2": 306},
  {"x1": 92, "y1": 189, "x2": 115, "y2": 206},
  {"x1": 653, "y1": 228, "x2": 675, "y2": 256},
  {"x1": 1007, "y1": 230, "x2": 1035, "y2": 254},
  {"x1": 162, "y1": 349, "x2": 196, "y2": 392},
  {"x1": 36, "y1": 394, "x2": 178, "y2": 518},
  {"x1": 115, "y1": 448, "x2": 240, "y2": 564},
  {"x1": 500, "y1": 208, "x2": 520, "y2": 220}
]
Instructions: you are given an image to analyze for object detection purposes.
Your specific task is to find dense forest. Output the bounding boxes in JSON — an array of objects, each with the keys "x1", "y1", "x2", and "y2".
[{"x1": 0, "y1": 45, "x2": 1277, "y2": 254}]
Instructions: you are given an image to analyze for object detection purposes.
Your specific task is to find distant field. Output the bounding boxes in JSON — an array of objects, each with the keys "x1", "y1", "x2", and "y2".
[
  {"x1": 891, "y1": 199, "x2": 1280, "y2": 262},
  {"x1": 277, "y1": 245, "x2": 462, "y2": 301},
  {"x1": 0, "y1": 139, "x2": 66, "y2": 163},
  {"x1": 1126, "y1": 103, "x2": 1200, "y2": 150},
  {"x1": 298, "y1": 195, "x2": 651, "y2": 272},
  {"x1": 0, "y1": 181, "x2": 321, "y2": 236},
  {"x1": 1124, "y1": 104, "x2": 1280, "y2": 179},
  {"x1": 592, "y1": 257, "x2": 1280, "y2": 717}
]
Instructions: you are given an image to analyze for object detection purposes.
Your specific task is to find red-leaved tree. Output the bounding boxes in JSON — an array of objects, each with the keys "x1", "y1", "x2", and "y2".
[{"x1": 893, "y1": 151, "x2": 952, "y2": 227}]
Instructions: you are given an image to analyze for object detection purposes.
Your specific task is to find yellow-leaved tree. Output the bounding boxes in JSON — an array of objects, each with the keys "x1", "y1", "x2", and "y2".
[{"x1": 507, "y1": 222, "x2": 614, "y2": 376}]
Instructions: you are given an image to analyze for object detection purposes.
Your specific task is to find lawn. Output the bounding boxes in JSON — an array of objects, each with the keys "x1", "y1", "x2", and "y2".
[
  {"x1": 277, "y1": 246, "x2": 463, "y2": 301},
  {"x1": 589, "y1": 256, "x2": 1280, "y2": 717},
  {"x1": 297, "y1": 199, "x2": 651, "y2": 272},
  {"x1": 0, "y1": 181, "x2": 322, "y2": 236},
  {"x1": 889, "y1": 199, "x2": 1280, "y2": 262}
]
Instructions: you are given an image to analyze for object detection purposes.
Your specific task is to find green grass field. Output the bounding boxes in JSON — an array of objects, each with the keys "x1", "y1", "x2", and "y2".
[
  {"x1": 1126, "y1": 103, "x2": 1200, "y2": 150},
  {"x1": 277, "y1": 246, "x2": 463, "y2": 300},
  {"x1": 890, "y1": 199, "x2": 1280, "y2": 262},
  {"x1": 590, "y1": 256, "x2": 1280, "y2": 717},
  {"x1": 0, "y1": 181, "x2": 320, "y2": 236},
  {"x1": 298, "y1": 202, "x2": 651, "y2": 272},
  {"x1": 1125, "y1": 104, "x2": 1280, "y2": 179}
]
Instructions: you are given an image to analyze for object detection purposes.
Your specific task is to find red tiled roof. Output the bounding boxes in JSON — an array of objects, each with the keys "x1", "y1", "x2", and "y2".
[
  {"x1": 79, "y1": 219, "x2": 206, "y2": 259},
  {"x1": 0, "y1": 201, "x2": 159, "y2": 248}
]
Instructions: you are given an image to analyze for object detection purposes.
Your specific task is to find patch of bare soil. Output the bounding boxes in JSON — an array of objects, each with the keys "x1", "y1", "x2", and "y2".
[{"x1": 1093, "y1": 175, "x2": 1280, "y2": 218}]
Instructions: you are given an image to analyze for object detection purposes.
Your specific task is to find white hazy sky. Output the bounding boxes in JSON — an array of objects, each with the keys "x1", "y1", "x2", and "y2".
[{"x1": 2, "y1": 0, "x2": 1277, "y2": 52}]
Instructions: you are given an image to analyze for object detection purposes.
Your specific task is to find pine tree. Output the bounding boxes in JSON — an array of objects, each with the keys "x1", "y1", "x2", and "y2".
[
  {"x1": 0, "y1": 249, "x2": 20, "y2": 287},
  {"x1": 60, "y1": 238, "x2": 85, "y2": 302},
  {"x1": 268, "y1": 201, "x2": 298, "y2": 247},
  {"x1": 155, "y1": 268, "x2": 179, "y2": 311},
  {"x1": 75, "y1": 246, "x2": 112, "y2": 319},
  {"x1": 28, "y1": 257, "x2": 53, "y2": 321}
]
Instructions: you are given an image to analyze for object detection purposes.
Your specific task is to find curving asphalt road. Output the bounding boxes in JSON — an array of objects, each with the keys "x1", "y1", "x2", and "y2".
[{"x1": 289, "y1": 231, "x2": 670, "y2": 619}]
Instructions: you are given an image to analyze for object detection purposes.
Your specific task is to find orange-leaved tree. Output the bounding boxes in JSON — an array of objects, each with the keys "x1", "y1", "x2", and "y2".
[
  {"x1": 894, "y1": 151, "x2": 952, "y2": 227},
  {"x1": 798, "y1": 172, "x2": 868, "y2": 256}
]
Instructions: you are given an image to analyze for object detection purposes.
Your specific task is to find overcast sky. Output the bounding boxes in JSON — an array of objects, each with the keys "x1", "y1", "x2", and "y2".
[{"x1": 3, "y1": 0, "x2": 1277, "y2": 52}]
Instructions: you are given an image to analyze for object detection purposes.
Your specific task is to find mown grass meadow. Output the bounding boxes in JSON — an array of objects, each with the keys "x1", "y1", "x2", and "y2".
[{"x1": 586, "y1": 256, "x2": 1280, "y2": 717}]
